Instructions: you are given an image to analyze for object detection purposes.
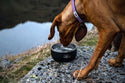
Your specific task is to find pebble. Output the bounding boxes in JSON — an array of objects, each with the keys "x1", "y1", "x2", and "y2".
[{"x1": 21, "y1": 46, "x2": 125, "y2": 83}]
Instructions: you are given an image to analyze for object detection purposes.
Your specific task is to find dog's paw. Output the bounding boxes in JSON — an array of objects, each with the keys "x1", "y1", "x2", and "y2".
[
  {"x1": 108, "y1": 59, "x2": 122, "y2": 67},
  {"x1": 73, "y1": 70, "x2": 88, "y2": 80}
]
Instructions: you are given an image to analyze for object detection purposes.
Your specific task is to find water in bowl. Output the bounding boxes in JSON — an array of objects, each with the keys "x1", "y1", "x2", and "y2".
[{"x1": 54, "y1": 44, "x2": 73, "y2": 52}]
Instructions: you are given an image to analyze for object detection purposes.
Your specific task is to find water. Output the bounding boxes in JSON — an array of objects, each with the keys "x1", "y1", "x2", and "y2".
[
  {"x1": 0, "y1": 21, "x2": 93, "y2": 57},
  {"x1": 54, "y1": 44, "x2": 74, "y2": 52},
  {"x1": 0, "y1": 21, "x2": 59, "y2": 57},
  {"x1": 85, "y1": 23, "x2": 93, "y2": 31}
]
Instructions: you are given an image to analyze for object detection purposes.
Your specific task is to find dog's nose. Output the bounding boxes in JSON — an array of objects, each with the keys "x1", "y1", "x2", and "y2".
[{"x1": 60, "y1": 38, "x2": 69, "y2": 47}]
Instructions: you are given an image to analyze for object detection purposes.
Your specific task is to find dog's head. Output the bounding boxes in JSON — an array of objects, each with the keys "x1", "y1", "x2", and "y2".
[{"x1": 48, "y1": 1, "x2": 87, "y2": 47}]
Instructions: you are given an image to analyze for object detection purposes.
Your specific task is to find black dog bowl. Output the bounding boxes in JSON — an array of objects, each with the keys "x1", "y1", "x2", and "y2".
[{"x1": 51, "y1": 43, "x2": 77, "y2": 62}]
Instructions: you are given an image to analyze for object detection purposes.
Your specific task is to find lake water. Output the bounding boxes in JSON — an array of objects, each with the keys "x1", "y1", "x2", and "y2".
[{"x1": 0, "y1": 21, "x2": 93, "y2": 57}]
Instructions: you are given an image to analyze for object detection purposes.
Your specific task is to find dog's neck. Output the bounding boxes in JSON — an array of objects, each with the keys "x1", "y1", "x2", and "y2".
[{"x1": 61, "y1": 0, "x2": 84, "y2": 25}]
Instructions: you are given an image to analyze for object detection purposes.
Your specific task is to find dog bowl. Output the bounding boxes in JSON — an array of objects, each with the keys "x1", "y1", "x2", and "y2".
[{"x1": 51, "y1": 43, "x2": 77, "y2": 62}]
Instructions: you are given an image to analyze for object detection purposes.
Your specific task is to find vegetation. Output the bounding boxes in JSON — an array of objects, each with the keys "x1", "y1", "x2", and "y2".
[
  {"x1": 0, "y1": 29, "x2": 98, "y2": 82},
  {"x1": 73, "y1": 29, "x2": 99, "y2": 47},
  {"x1": 0, "y1": 43, "x2": 52, "y2": 82}
]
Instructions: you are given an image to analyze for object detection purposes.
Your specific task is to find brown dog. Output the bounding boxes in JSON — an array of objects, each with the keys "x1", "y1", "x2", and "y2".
[{"x1": 48, "y1": 0, "x2": 125, "y2": 80}]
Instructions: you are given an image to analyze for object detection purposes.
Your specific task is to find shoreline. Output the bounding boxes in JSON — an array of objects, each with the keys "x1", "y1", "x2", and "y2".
[{"x1": 0, "y1": 41, "x2": 58, "y2": 61}]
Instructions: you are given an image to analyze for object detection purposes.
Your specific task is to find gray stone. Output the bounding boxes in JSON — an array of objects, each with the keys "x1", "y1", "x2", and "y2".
[
  {"x1": 20, "y1": 46, "x2": 125, "y2": 83},
  {"x1": 14, "y1": 57, "x2": 24, "y2": 63},
  {"x1": 0, "y1": 59, "x2": 13, "y2": 69}
]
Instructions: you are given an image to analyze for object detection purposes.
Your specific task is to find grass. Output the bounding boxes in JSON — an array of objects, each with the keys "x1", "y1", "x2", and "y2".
[
  {"x1": 0, "y1": 29, "x2": 99, "y2": 82},
  {"x1": 73, "y1": 28, "x2": 99, "y2": 47},
  {"x1": 0, "y1": 43, "x2": 53, "y2": 82},
  {"x1": 77, "y1": 37, "x2": 98, "y2": 46}
]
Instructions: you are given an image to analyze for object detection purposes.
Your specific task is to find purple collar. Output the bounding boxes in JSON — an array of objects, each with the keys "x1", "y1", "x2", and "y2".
[{"x1": 71, "y1": 0, "x2": 83, "y2": 23}]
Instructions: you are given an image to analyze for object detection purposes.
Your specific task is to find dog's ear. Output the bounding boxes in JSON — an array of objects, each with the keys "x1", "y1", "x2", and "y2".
[
  {"x1": 48, "y1": 19, "x2": 56, "y2": 40},
  {"x1": 75, "y1": 23, "x2": 87, "y2": 42},
  {"x1": 48, "y1": 15, "x2": 61, "y2": 40}
]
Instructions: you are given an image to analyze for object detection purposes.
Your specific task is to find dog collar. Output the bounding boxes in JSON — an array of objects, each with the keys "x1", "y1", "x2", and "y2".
[{"x1": 71, "y1": 0, "x2": 83, "y2": 23}]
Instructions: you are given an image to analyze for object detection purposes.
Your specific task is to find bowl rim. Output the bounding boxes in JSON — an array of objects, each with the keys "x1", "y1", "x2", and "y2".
[{"x1": 51, "y1": 43, "x2": 77, "y2": 53}]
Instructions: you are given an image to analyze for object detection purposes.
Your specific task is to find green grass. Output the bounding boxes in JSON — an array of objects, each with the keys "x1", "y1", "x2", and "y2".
[
  {"x1": 81, "y1": 37, "x2": 98, "y2": 46},
  {"x1": 73, "y1": 32, "x2": 98, "y2": 47}
]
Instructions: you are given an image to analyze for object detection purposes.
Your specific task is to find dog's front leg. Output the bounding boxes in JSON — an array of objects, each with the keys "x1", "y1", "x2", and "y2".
[{"x1": 73, "y1": 27, "x2": 119, "y2": 80}]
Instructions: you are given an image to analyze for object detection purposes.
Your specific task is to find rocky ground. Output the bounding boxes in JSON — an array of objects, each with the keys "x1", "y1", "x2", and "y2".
[{"x1": 21, "y1": 46, "x2": 125, "y2": 83}]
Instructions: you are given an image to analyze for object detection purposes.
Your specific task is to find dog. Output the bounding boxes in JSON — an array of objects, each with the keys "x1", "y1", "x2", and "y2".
[{"x1": 48, "y1": 0, "x2": 125, "y2": 80}]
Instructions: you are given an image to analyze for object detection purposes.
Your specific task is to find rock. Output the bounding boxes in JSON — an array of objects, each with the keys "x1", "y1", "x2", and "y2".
[
  {"x1": 14, "y1": 57, "x2": 24, "y2": 63},
  {"x1": 21, "y1": 46, "x2": 125, "y2": 83},
  {"x1": 0, "y1": 59, "x2": 13, "y2": 69}
]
